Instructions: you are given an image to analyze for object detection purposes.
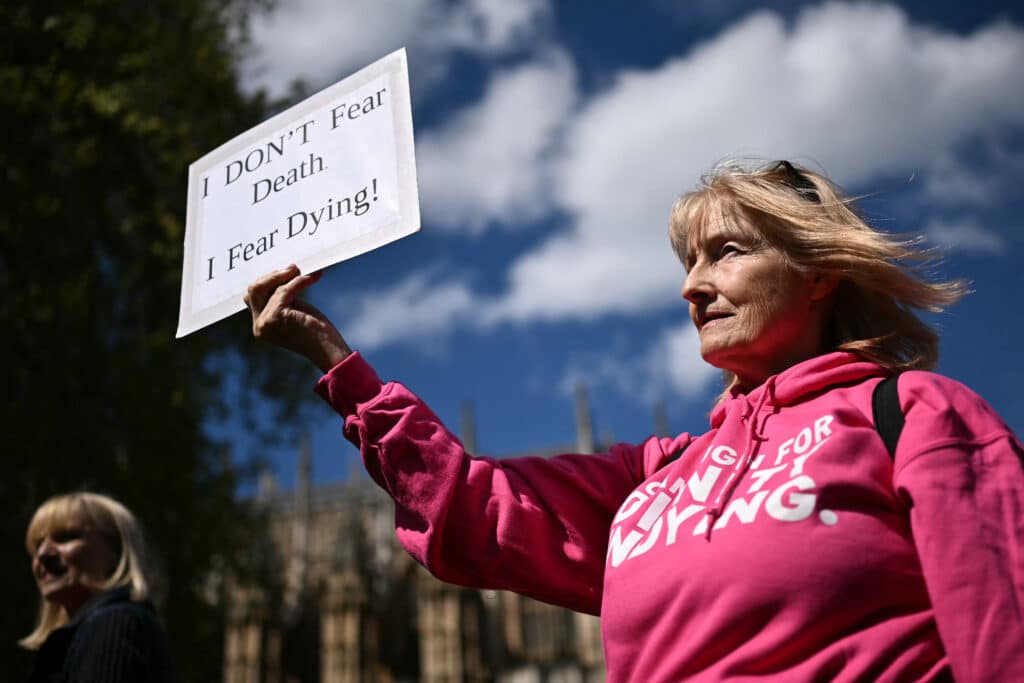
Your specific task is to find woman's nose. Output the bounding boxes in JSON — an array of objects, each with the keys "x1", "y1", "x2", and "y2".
[
  {"x1": 35, "y1": 537, "x2": 56, "y2": 559},
  {"x1": 682, "y1": 263, "x2": 714, "y2": 305}
]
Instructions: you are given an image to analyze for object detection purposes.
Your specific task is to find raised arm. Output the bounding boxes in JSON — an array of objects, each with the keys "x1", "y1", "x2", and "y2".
[
  {"x1": 246, "y1": 267, "x2": 682, "y2": 614},
  {"x1": 314, "y1": 352, "x2": 674, "y2": 614}
]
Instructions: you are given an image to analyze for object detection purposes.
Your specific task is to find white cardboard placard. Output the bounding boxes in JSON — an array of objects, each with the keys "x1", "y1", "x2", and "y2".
[{"x1": 177, "y1": 48, "x2": 419, "y2": 337}]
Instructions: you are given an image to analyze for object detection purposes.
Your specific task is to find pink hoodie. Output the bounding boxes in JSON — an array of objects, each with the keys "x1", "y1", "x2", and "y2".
[{"x1": 316, "y1": 350, "x2": 1024, "y2": 682}]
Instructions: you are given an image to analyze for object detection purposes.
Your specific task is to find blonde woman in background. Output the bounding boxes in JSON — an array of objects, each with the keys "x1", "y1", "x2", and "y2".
[{"x1": 22, "y1": 491, "x2": 176, "y2": 683}]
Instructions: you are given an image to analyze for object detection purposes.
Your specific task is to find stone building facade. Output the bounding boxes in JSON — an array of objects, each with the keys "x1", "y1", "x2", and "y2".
[{"x1": 223, "y1": 388, "x2": 626, "y2": 683}]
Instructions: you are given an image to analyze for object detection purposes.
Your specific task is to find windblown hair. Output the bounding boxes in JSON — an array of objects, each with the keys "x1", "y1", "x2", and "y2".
[
  {"x1": 669, "y1": 159, "x2": 967, "y2": 395},
  {"x1": 20, "y1": 492, "x2": 156, "y2": 650}
]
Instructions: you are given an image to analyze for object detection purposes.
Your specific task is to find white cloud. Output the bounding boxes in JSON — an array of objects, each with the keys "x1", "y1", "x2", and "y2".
[
  {"x1": 487, "y1": 3, "x2": 1024, "y2": 323},
  {"x1": 924, "y1": 155, "x2": 995, "y2": 206},
  {"x1": 334, "y1": 271, "x2": 477, "y2": 350},
  {"x1": 925, "y1": 218, "x2": 1007, "y2": 255},
  {"x1": 304, "y1": 3, "x2": 1024, "y2": 358},
  {"x1": 424, "y1": 0, "x2": 552, "y2": 54},
  {"x1": 240, "y1": 0, "x2": 424, "y2": 97},
  {"x1": 925, "y1": 146, "x2": 1024, "y2": 208},
  {"x1": 559, "y1": 322, "x2": 721, "y2": 404},
  {"x1": 416, "y1": 50, "x2": 577, "y2": 233},
  {"x1": 240, "y1": 0, "x2": 552, "y2": 98},
  {"x1": 653, "y1": 323, "x2": 722, "y2": 398}
]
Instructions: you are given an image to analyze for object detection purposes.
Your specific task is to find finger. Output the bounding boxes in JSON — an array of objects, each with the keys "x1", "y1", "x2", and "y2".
[
  {"x1": 247, "y1": 264, "x2": 301, "y2": 313},
  {"x1": 281, "y1": 305, "x2": 327, "y2": 331},
  {"x1": 291, "y1": 297, "x2": 330, "y2": 322},
  {"x1": 272, "y1": 270, "x2": 324, "y2": 307}
]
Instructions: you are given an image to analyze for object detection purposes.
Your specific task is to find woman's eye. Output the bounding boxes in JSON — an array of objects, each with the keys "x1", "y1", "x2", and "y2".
[
  {"x1": 719, "y1": 243, "x2": 742, "y2": 258},
  {"x1": 52, "y1": 529, "x2": 82, "y2": 543}
]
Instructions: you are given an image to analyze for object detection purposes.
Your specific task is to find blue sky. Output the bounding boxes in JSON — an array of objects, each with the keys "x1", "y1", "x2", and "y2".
[{"x1": 226, "y1": 0, "x2": 1024, "y2": 489}]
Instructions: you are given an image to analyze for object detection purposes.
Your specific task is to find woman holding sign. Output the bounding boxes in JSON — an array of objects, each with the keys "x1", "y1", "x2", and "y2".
[{"x1": 246, "y1": 159, "x2": 1024, "y2": 682}]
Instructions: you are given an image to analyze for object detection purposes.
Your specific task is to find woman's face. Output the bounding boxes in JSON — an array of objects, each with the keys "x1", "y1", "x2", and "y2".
[
  {"x1": 31, "y1": 520, "x2": 118, "y2": 615},
  {"x1": 682, "y1": 213, "x2": 831, "y2": 388}
]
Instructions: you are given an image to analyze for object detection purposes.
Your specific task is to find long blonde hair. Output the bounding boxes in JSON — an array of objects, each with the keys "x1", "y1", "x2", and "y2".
[
  {"x1": 669, "y1": 159, "x2": 967, "y2": 395},
  {"x1": 20, "y1": 492, "x2": 156, "y2": 650}
]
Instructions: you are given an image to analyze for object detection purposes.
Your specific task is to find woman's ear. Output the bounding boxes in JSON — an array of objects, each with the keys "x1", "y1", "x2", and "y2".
[{"x1": 808, "y1": 272, "x2": 839, "y2": 302}]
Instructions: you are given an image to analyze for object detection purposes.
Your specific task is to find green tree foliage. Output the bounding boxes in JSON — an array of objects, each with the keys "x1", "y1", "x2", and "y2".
[{"x1": 1, "y1": 1, "x2": 313, "y2": 679}]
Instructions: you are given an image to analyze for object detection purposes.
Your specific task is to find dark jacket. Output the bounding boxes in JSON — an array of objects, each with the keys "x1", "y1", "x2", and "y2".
[{"x1": 29, "y1": 586, "x2": 176, "y2": 683}]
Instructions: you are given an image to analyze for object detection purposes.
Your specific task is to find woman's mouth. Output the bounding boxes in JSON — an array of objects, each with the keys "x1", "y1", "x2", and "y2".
[
  {"x1": 700, "y1": 312, "x2": 732, "y2": 329},
  {"x1": 37, "y1": 559, "x2": 68, "y2": 582}
]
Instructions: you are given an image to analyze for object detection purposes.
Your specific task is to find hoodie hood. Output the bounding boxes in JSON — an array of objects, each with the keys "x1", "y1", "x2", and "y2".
[
  {"x1": 701, "y1": 351, "x2": 887, "y2": 539},
  {"x1": 711, "y1": 351, "x2": 887, "y2": 427}
]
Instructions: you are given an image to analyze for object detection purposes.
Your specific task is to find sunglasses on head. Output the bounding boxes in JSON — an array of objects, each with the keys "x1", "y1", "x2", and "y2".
[{"x1": 773, "y1": 160, "x2": 821, "y2": 204}]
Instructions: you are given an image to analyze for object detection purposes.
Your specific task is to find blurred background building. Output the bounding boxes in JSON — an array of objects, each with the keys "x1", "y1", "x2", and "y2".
[{"x1": 222, "y1": 386, "x2": 644, "y2": 683}]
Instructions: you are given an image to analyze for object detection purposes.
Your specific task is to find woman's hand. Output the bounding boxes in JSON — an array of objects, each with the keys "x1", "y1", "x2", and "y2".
[{"x1": 245, "y1": 264, "x2": 352, "y2": 373}]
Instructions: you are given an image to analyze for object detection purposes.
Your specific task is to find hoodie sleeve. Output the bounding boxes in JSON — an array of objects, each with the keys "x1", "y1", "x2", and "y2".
[
  {"x1": 892, "y1": 371, "x2": 1024, "y2": 683},
  {"x1": 315, "y1": 352, "x2": 666, "y2": 616}
]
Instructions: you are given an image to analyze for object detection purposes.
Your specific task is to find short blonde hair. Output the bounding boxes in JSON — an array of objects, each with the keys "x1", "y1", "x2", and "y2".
[
  {"x1": 20, "y1": 492, "x2": 156, "y2": 650},
  {"x1": 669, "y1": 159, "x2": 967, "y2": 395}
]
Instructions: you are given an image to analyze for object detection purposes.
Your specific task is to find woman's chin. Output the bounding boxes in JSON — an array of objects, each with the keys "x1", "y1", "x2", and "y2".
[
  {"x1": 38, "y1": 576, "x2": 68, "y2": 599},
  {"x1": 43, "y1": 582, "x2": 94, "y2": 614},
  {"x1": 699, "y1": 345, "x2": 743, "y2": 372}
]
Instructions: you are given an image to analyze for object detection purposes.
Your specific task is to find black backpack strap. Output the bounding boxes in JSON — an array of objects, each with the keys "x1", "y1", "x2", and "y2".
[
  {"x1": 872, "y1": 374, "x2": 905, "y2": 460},
  {"x1": 653, "y1": 445, "x2": 688, "y2": 476}
]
